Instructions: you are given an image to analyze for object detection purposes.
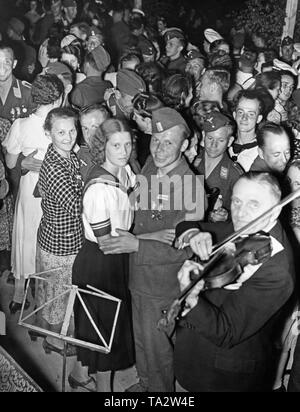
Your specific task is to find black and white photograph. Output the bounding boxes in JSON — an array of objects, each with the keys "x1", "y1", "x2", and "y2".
[{"x1": 0, "y1": 0, "x2": 300, "y2": 395}]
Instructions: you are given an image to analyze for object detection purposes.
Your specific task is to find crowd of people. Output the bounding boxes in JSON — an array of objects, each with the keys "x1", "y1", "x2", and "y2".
[{"x1": 1, "y1": 0, "x2": 300, "y2": 393}]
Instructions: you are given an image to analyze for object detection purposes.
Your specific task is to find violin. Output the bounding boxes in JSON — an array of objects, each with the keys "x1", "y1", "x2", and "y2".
[
  {"x1": 157, "y1": 188, "x2": 300, "y2": 337},
  {"x1": 157, "y1": 233, "x2": 272, "y2": 337}
]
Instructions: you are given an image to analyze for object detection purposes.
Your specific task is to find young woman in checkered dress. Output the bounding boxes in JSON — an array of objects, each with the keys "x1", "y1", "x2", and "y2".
[{"x1": 36, "y1": 107, "x2": 83, "y2": 354}]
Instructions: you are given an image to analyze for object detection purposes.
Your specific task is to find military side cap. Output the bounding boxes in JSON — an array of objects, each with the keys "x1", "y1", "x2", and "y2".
[
  {"x1": 117, "y1": 69, "x2": 146, "y2": 96},
  {"x1": 202, "y1": 111, "x2": 231, "y2": 132},
  {"x1": 281, "y1": 36, "x2": 294, "y2": 47},
  {"x1": 204, "y1": 28, "x2": 223, "y2": 44},
  {"x1": 63, "y1": 0, "x2": 77, "y2": 7},
  {"x1": 164, "y1": 28, "x2": 185, "y2": 42},
  {"x1": 8, "y1": 18, "x2": 25, "y2": 36},
  {"x1": 186, "y1": 50, "x2": 205, "y2": 61},
  {"x1": 91, "y1": 45, "x2": 111, "y2": 72},
  {"x1": 45, "y1": 62, "x2": 72, "y2": 77},
  {"x1": 152, "y1": 107, "x2": 190, "y2": 134}
]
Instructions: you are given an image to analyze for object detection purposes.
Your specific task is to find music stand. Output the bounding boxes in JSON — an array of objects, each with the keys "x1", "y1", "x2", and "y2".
[{"x1": 18, "y1": 269, "x2": 122, "y2": 392}]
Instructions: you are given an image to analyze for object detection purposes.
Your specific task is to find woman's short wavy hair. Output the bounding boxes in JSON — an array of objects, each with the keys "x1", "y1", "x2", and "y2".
[
  {"x1": 91, "y1": 118, "x2": 132, "y2": 165},
  {"x1": 31, "y1": 74, "x2": 64, "y2": 107},
  {"x1": 44, "y1": 107, "x2": 78, "y2": 133}
]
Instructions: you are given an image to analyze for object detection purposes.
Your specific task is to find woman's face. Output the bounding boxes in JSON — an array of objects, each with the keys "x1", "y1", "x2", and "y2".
[
  {"x1": 105, "y1": 132, "x2": 132, "y2": 168},
  {"x1": 50, "y1": 117, "x2": 77, "y2": 158}
]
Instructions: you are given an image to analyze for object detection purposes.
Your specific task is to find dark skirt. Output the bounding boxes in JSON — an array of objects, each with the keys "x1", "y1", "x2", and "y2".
[{"x1": 72, "y1": 239, "x2": 134, "y2": 373}]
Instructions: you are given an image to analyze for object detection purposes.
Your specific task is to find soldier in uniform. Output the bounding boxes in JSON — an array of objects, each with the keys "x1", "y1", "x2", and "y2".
[
  {"x1": 185, "y1": 50, "x2": 206, "y2": 98},
  {"x1": 6, "y1": 17, "x2": 37, "y2": 83},
  {"x1": 100, "y1": 108, "x2": 206, "y2": 392},
  {"x1": 193, "y1": 111, "x2": 244, "y2": 222},
  {"x1": 130, "y1": 17, "x2": 156, "y2": 63},
  {"x1": 105, "y1": 68, "x2": 146, "y2": 121},
  {"x1": 160, "y1": 28, "x2": 187, "y2": 74},
  {"x1": 0, "y1": 43, "x2": 33, "y2": 123}
]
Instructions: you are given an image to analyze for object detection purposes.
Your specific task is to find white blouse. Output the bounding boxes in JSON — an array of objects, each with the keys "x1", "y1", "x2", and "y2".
[{"x1": 83, "y1": 166, "x2": 136, "y2": 243}]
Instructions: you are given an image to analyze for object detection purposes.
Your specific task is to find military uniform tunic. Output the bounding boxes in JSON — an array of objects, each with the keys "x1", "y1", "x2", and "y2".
[
  {"x1": 0, "y1": 76, "x2": 32, "y2": 123},
  {"x1": 194, "y1": 148, "x2": 244, "y2": 212}
]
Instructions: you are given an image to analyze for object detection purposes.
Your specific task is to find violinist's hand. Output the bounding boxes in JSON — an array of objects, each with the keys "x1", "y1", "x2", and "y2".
[
  {"x1": 178, "y1": 260, "x2": 205, "y2": 317},
  {"x1": 189, "y1": 232, "x2": 213, "y2": 261}
]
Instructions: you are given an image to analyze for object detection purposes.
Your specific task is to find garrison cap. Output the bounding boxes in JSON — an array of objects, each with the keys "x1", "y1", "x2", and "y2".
[
  {"x1": 91, "y1": 45, "x2": 111, "y2": 72},
  {"x1": 152, "y1": 107, "x2": 190, "y2": 134},
  {"x1": 8, "y1": 18, "x2": 25, "y2": 36},
  {"x1": 117, "y1": 69, "x2": 146, "y2": 96},
  {"x1": 45, "y1": 61, "x2": 72, "y2": 78},
  {"x1": 164, "y1": 28, "x2": 185, "y2": 42},
  {"x1": 202, "y1": 111, "x2": 232, "y2": 133},
  {"x1": 63, "y1": 0, "x2": 77, "y2": 7}
]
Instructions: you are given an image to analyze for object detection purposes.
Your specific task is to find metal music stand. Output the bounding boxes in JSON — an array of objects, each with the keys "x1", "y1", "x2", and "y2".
[{"x1": 18, "y1": 269, "x2": 122, "y2": 392}]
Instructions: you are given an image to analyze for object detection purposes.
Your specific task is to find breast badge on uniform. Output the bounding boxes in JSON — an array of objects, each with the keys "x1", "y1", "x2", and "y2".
[{"x1": 220, "y1": 166, "x2": 229, "y2": 180}]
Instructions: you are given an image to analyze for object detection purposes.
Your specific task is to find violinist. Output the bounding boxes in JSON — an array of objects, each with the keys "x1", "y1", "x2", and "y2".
[{"x1": 174, "y1": 172, "x2": 295, "y2": 392}]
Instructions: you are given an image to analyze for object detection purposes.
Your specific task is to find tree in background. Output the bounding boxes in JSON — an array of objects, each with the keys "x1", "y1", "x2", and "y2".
[{"x1": 231, "y1": 0, "x2": 287, "y2": 49}]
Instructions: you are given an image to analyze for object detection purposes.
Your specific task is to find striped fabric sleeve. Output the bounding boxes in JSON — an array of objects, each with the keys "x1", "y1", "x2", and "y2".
[{"x1": 90, "y1": 218, "x2": 111, "y2": 237}]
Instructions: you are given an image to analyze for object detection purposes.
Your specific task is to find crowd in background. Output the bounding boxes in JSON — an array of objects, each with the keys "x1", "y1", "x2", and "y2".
[{"x1": 0, "y1": 0, "x2": 300, "y2": 393}]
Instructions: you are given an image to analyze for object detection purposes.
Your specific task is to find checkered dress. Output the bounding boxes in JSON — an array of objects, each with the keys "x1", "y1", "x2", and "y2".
[{"x1": 37, "y1": 144, "x2": 83, "y2": 256}]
